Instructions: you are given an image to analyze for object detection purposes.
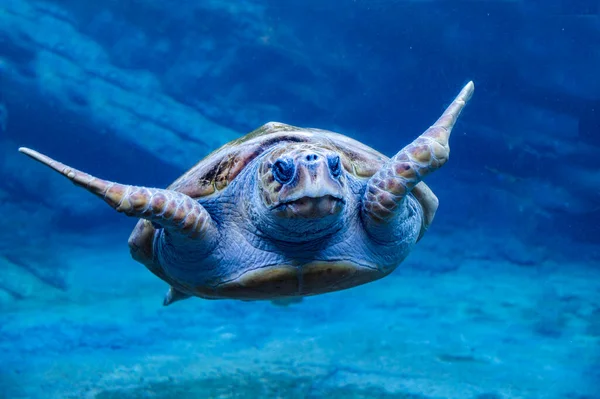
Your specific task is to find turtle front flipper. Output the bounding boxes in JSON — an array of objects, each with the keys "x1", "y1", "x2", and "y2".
[
  {"x1": 361, "y1": 81, "x2": 474, "y2": 241},
  {"x1": 18, "y1": 148, "x2": 218, "y2": 244}
]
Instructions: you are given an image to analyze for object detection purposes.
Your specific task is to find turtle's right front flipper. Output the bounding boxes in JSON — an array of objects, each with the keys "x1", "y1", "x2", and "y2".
[{"x1": 18, "y1": 147, "x2": 217, "y2": 244}]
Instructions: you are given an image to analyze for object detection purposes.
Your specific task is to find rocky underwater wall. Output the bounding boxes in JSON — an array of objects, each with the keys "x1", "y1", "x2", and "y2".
[{"x1": 0, "y1": 0, "x2": 599, "y2": 299}]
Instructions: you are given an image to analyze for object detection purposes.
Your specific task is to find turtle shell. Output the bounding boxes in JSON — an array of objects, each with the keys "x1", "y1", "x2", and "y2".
[
  {"x1": 128, "y1": 122, "x2": 438, "y2": 278},
  {"x1": 166, "y1": 121, "x2": 388, "y2": 197}
]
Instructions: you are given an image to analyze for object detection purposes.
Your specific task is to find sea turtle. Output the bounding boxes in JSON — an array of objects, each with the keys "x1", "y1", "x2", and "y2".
[{"x1": 19, "y1": 81, "x2": 474, "y2": 306}]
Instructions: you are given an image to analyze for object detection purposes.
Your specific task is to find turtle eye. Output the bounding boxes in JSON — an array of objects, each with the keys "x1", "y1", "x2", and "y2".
[
  {"x1": 328, "y1": 155, "x2": 342, "y2": 178},
  {"x1": 272, "y1": 158, "x2": 295, "y2": 184}
]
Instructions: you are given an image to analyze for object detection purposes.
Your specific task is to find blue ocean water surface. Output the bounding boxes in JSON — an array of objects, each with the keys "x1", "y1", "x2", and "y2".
[{"x1": 1, "y1": 1, "x2": 599, "y2": 398}]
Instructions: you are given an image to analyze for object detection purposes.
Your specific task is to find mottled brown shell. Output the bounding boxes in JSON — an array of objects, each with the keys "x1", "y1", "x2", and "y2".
[
  {"x1": 166, "y1": 121, "x2": 391, "y2": 198},
  {"x1": 129, "y1": 122, "x2": 438, "y2": 271}
]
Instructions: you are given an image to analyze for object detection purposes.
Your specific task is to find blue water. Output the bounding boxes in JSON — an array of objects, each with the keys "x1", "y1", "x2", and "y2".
[{"x1": 1, "y1": 1, "x2": 599, "y2": 398}]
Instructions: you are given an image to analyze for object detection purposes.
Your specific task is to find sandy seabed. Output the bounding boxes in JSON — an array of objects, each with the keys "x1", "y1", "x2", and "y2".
[{"x1": 1, "y1": 227, "x2": 599, "y2": 399}]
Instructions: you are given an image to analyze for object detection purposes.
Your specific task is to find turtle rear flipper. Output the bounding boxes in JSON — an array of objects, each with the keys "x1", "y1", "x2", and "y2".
[
  {"x1": 163, "y1": 286, "x2": 191, "y2": 306},
  {"x1": 270, "y1": 297, "x2": 304, "y2": 307}
]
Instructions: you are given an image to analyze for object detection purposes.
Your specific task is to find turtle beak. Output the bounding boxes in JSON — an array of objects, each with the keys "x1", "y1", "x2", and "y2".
[{"x1": 274, "y1": 152, "x2": 345, "y2": 218}]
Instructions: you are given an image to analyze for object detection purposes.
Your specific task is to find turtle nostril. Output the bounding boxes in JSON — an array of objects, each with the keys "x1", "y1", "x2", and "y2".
[
  {"x1": 272, "y1": 158, "x2": 295, "y2": 184},
  {"x1": 305, "y1": 154, "x2": 318, "y2": 162}
]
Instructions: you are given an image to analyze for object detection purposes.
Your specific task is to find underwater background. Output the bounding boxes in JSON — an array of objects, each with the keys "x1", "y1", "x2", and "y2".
[{"x1": 1, "y1": 0, "x2": 599, "y2": 398}]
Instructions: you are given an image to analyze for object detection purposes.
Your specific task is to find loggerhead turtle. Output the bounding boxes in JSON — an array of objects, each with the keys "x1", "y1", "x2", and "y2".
[{"x1": 19, "y1": 81, "x2": 474, "y2": 306}]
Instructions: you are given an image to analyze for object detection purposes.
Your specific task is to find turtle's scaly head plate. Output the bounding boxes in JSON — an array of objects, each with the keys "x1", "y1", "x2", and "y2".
[{"x1": 258, "y1": 143, "x2": 346, "y2": 219}]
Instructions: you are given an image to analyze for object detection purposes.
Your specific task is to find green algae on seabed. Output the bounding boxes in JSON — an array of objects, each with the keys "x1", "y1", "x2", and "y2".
[{"x1": 93, "y1": 373, "x2": 430, "y2": 399}]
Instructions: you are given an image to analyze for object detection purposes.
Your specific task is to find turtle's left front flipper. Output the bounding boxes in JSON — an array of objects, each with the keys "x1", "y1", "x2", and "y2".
[
  {"x1": 18, "y1": 148, "x2": 218, "y2": 244},
  {"x1": 361, "y1": 81, "x2": 474, "y2": 239}
]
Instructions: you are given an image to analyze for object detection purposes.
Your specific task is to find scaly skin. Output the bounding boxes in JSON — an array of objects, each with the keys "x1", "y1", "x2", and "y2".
[
  {"x1": 18, "y1": 148, "x2": 218, "y2": 243},
  {"x1": 361, "y1": 81, "x2": 474, "y2": 241},
  {"x1": 150, "y1": 151, "x2": 423, "y2": 300}
]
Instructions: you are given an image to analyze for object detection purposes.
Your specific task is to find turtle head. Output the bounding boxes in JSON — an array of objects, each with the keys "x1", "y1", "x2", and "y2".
[{"x1": 253, "y1": 144, "x2": 347, "y2": 238}]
